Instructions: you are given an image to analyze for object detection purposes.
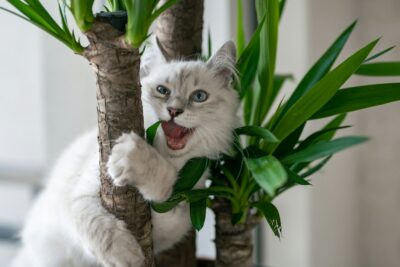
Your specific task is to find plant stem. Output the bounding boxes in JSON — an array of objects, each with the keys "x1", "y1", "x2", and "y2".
[
  {"x1": 155, "y1": 0, "x2": 204, "y2": 60},
  {"x1": 213, "y1": 199, "x2": 257, "y2": 267},
  {"x1": 83, "y1": 21, "x2": 154, "y2": 267}
]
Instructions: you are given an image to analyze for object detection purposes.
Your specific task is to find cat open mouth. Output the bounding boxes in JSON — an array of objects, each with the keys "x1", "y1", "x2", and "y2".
[{"x1": 161, "y1": 121, "x2": 193, "y2": 150}]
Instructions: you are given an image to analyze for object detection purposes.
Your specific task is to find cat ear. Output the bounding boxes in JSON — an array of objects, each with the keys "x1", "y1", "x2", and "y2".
[
  {"x1": 156, "y1": 37, "x2": 173, "y2": 62},
  {"x1": 207, "y1": 41, "x2": 236, "y2": 80},
  {"x1": 140, "y1": 37, "x2": 170, "y2": 77}
]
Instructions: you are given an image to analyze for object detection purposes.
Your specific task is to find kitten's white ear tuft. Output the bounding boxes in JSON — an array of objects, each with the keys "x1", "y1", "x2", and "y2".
[
  {"x1": 156, "y1": 37, "x2": 173, "y2": 62},
  {"x1": 140, "y1": 37, "x2": 169, "y2": 78},
  {"x1": 207, "y1": 41, "x2": 237, "y2": 81}
]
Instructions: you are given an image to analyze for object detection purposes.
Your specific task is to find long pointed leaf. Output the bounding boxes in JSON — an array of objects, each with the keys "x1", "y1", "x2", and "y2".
[
  {"x1": 281, "y1": 136, "x2": 368, "y2": 164},
  {"x1": 355, "y1": 62, "x2": 400, "y2": 76},
  {"x1": 267, "y1": 39, "x2": 378, "y2": 153},
  {"x1": 313, "y1": 83, "x2": 400, "y2": 119}
]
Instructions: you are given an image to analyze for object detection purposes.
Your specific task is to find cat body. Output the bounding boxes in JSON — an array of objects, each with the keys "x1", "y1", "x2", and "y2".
[{"x1": 12, "y1": 41, "x2": 238, "y2": 267}]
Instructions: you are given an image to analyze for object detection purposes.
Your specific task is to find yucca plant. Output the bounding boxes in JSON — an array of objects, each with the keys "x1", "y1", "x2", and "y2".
[
  {"x1": 152, "y1": 0, "x2": 400, "y2": 266},
  {"x1": 2, "y1": 0, "x2": 400, "y2": 266},
  {"x1": 1, "y1": 1, "x2": 177, "y2": 266}
]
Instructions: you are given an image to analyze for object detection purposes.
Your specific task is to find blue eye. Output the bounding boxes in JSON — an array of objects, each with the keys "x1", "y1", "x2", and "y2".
[
  {"x1": 191, "y1": 90, "x2": 208, "y2": 103},
  {"x1": 156, "y1": 85, "x2": 170, "y2": 95}
]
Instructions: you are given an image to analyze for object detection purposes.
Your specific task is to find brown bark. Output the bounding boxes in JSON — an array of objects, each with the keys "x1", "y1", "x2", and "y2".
[
  {"x1": 155, "y1": 0, "x2": 204, "y2": 60},
  {"x1": 154, "y1": 1, "x2": 204, "y2": 266},
  {"x1": 213, "y1": 200, "x2": 258, "y2": 267},
  {"x1": 83, "y1": 21, "x2": 154, "y2": 267}
]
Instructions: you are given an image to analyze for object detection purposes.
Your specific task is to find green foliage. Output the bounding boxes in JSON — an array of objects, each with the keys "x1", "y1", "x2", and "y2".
[
  {"x1": 70, "y1": 0, "x2": 95, "y2": 32},
  {"x1": 124, "y1": 0, "x2": 178, "y2": 47},
  {"x1": 156, "y1": 1, "x2": 400, "y2": 235},
  {"x1": 2, "y1": 0, "x2": 84, "y2": 52},
  {"x1": 2, "y1": 0, "x2": 179, "y2": 51}
]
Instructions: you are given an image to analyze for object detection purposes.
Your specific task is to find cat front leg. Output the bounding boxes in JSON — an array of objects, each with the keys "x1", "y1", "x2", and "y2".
[
  {"x1": 71, "y1": 188, "x2": 145, "y2": 267},
  {"x1": 107, "y1": 132, "x2": 177, "y2": 202}
]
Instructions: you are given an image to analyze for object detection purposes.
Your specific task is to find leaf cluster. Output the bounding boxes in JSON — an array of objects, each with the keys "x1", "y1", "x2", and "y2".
[{"x1": 158, "y1": 0, "x2": 400, "y2": 237}]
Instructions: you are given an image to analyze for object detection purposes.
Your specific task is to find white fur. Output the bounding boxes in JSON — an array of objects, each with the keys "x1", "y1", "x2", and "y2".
[{"x1": 12, "y1": 41, "x2": 239, "y2": 267}]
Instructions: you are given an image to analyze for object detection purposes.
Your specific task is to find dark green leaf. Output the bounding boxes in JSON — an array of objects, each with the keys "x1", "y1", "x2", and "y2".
[
  {"x1": 174, "y1": 158, "x2": 209, "y2": 194},
  {"x1": 151, "y1": 195, "x2": 184, "y2": 213},
  {"x1": 300, "y1": 156, "x2": 332, "y2": 178},
  {"x1": 273, "y1": 124, "x2": 305, "y2": 157},
  {"x1": 237, "y1": 16, "x2": 265, "y2": 99},
  {"x1": 253, "y1": 201, "x2": 282, "y2": 238},
  {"x1": 297, "y1": 125, "x2": 351, "y2": 151},
  {"x1": 231, "y1": 211, "x2": 245, "y2": 225},
  {"x1": 267, "y1": 39, "x2": 378, "y2": 153},
  {"x1": 282, "y1": 136, "x2": 368, "y2": 164},
  {"x1": 312, "y1": 83, "x2": 400, "y2": 119},
  {"x1": 278, "y1": 21, "x2": 357, "y2": 120},
  {"x1": 247, "y1": 155, "x2": 287, "y2": 197},
  {"x1": 355, "y1": 62, "x2": 400, "y2": 76},
  {"x1": 286, "y1": 167, "x2": 311, "y2": 185},
  {"x1": 364, "y1": 46, "x2": 395, "y2": 62},
  {"x1": 236, "y1": 0, "x2": 245, "y2": 56},
  {"x1": 146, "y1": 121, "x2": 161, "y2": 145},
  {"x1": 255, "y1": 0, "x2": 279, "y2": 122},
  {"x1": 190, "y1": 198, "x2": 207, "y2": 230},
  {"x1": 235, "y1": 126, "x2": 279, "y2": 143}
]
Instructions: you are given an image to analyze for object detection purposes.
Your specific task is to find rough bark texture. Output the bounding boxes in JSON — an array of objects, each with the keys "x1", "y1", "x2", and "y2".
[
  {"x1": 154, "y1": 1, "x2": 204, "y2": 266},
  {"x1": 213, "y1": 200, "x2": 258, "y2": 267},
  {"x1": 155, "y1": 0, "x2": 204, "y2": 60},
  {"x1": 83, "y1": 21, "x2": 154, "y2": 267}
]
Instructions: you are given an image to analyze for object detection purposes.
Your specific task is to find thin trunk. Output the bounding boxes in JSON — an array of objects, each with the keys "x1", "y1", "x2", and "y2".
[
  {"x1": 213, "y1": 200, "x2": 257, "y2": 267},
  {"x1": 155, "y1": 0, "x2": 204, "y2": 60},
  {"x1": 83, "y1": 21, "x2": 154, "y2": 267},
  {"x1": 154, "y1": 1, "x2": 204, "y2": 266}
]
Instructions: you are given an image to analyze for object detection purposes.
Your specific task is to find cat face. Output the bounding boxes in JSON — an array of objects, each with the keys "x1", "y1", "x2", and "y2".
[{"x1": 141, "y1": 41, "x2": 239, "y2": 159}]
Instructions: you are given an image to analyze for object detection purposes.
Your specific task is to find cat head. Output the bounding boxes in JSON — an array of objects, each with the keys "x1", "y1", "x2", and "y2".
[{"x1": 141, "y1": 41, "x2": 239, "y2": 159}]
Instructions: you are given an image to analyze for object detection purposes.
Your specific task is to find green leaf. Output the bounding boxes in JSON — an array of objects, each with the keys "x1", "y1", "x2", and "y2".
[
  {"x1": 190, "y1": 198, "x2": 207, "y2": 230},
  {"x1": 277, "y1": 21, "x2": 357, "y2": 122},
  {"x1": 300, "y1": 156, "x2": 331, "y2": 178},
  {"x1": 286, "y1": 167, "x2": 311, "y2": 185},
  {"x1": 150, "y1": 0, "x2": 178, "y2": 24},
  {"x1": 71, "y1": 0, "x2": 95, "y2": 32},
  {"x1": 237, "y1": 15, "x2": 265, "y2": 99},
  {"x1": 247, "y1": 155, "x2": 287, "y2": 197},
  {"x1": 253, "y1": 201, "x2": 282, "y2": 238},
  {"x1": 236, "y1": 0, "x2": 245, "y2": 56},
  {"x1": 146, "y1": 121, "x2": 161, "y2": 145},
  {"x1": 235, "y1": 126, "x2": 279, "y2": 143},
  {"x1": 355, "y1": 62, "x2": 400, "y2": 76},
  {"x1": 182, "y1": 187, "x2": 234, "y2": 203},
  {"x1": 151, "y1": 195, "x2": 184, "y2": 213},
  {"x1": 279, "y1": 0, "x2": 287, "y2": 18},
  {"x1": 312, "y1": 83, "x2": 400, "y2": 119},
  {"x1": 173, "y1": 158, "x2": 209, "y2": 194},
  {"x1": 282, "y1": 136, "x2": 368, "y2": 164},
  {"x1": 273, "y1": 124, "x2": 305, "y2": 157},
  {"x1": 254, "y1": 0, "x2": 279, "y2": 122},
  {"x1": 364, "y1": 46, "x2": 395, "y2": 63},
  {"x1": 267, "y1": 39, "x2": 378, "y2": 153},
  {"x1": 207, "y1": 28, "x2": 212, "y2": 59},
  {"x1": 297, "y1": 125, "x2": 351, "y2": 151}
]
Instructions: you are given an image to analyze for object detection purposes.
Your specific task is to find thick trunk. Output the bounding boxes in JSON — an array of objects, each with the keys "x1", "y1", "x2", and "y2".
[
  {"x1": 213, "y1": 200, "x2": 256, "y2": 267},
  {"x1": 83, "y1": 21, "x2": 154, "y2": 267},
  {"x1": 155, "y1": 0, "x2": 204, "y2": 60},
  {"x1": 154, "y1": 1, "x2": 204, "y2": 267}
]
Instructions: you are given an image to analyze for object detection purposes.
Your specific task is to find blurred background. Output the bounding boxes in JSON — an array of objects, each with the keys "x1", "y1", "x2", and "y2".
[{"x1": 0, "y1": 0, "x2": 399, "y2": 266}]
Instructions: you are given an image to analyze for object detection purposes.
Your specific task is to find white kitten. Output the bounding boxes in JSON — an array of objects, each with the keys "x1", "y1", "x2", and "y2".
[{"x1": 12, "y1": 41, "x2": 239, "y2": 267}]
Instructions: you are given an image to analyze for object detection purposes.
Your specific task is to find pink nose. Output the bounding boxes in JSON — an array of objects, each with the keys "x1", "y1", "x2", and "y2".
[{"x1": 167, "y1": 107, "x2": 184, "y2": 117}]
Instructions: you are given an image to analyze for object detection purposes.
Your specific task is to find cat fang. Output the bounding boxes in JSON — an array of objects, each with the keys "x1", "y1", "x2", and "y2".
[{"x1": 161, "y1": 120, "x2": 194, "y2": 150}]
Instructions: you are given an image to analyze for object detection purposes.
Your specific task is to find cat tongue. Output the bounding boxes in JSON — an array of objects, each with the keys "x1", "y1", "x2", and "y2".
[
  {"x1": 161, "y1": 121, "x2": 191, "y2": 150},
  {"x1": 161, "y1": 121, "x2": 186, "y2": 138}
]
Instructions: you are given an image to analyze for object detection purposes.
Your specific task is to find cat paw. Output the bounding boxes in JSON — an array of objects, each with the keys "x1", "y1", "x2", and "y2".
[
  {"x1": 100, "y1": 229, "x2": 145, "y2": 267},
  {"x1": 107, "y1": 132, "x2": 143, "y2": 187}
]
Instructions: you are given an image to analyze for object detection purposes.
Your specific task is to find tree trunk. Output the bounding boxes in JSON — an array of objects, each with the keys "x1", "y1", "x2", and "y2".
[
  {"x1": 213, "y1": 200, "x2": 256, "y2": 267},
  {"x1": 154, "y1": 1, "x2": 204, "y2": 266},
  {"x1": 83, "y1": 21, "x2": 154, "y2": 267},
  {"x1": 155, "y1": 0, "x2": 204, "y2": 60}
]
